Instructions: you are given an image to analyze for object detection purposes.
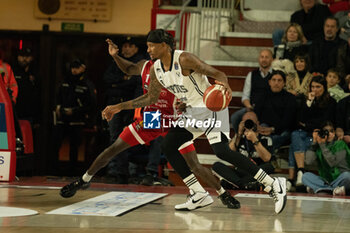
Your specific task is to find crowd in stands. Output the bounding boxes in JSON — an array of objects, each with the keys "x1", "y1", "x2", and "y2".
[{"x1": 229, "y1": 0, "x2": 350, "y2": 196}]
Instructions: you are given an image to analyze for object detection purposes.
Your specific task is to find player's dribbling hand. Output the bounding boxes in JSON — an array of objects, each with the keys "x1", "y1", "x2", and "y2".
[
  {"x1": 106, "y1": 38, "x2": 119, "y2": 57},
  {"x1": 102, "y1": 104, "x2": 122, "y2": 121},
  {"x1": 214, "y1": 80, "x2": 232, "y2": 102}
]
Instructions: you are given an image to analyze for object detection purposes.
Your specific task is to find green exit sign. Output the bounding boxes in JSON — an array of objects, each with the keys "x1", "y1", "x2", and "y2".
[{"x1": 61, "y1": 22, "x2": 84, "y2": 32}]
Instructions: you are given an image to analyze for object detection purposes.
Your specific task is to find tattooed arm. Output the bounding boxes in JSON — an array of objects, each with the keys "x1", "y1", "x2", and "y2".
[
  {"x1": 179, "y1": 52, "x2": 232, "y2": 96},
  {"x1": 102, "y1": 65, "x2": 162, "y2": 121}
]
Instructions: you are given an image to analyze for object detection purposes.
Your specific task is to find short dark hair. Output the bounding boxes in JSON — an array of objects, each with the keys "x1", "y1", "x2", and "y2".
[
  {"x1": 269, "y1": 69, "x2": 286, "y2": 82},
  {"x1": 147, "y1": 29, "x2": 174, "y2": 49},
  {"x1": 326, "y1": 68, "x2": 340, "y2": 80},
  {"x1": 324, "y1": 16, "x2": 339, "y2": 28}
]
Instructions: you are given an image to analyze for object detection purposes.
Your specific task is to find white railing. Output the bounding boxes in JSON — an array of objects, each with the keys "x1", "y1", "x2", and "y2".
[{"x1": 164, "y1": 0, "x2": 236, "y2": 57}]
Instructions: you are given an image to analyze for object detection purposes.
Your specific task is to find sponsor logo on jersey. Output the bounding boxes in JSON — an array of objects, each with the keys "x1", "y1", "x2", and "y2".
[
  {"x1": 174, "y1": 62, "x2": 179, "y2": 70},
  {"x1": 167, "y1": 84, "x2": 188, "y2": 93}
]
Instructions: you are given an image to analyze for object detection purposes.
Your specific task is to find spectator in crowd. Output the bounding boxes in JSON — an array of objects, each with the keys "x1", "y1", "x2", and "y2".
[
  {"x1": 310, "y1": 16, "x2": 347, "y2": 75},
  {"x1": 213, "y1": 111, "x2": 274, "y2": 191},
  {"x1": 273, "y1": 0, "x2": 332, "y2": 45},
  {"x1": 303, "y1": 121, "x2": 350, "y2": 196},
  {"x1": 53, "y1": 59, "x2": 95, "y2": 174},
  {"x1": 103, "y1": 37, "x2": 145, "y2": 183},
  {"x1": 323, "y1": 0, "x2": 349, "y2": 15},
  {"x1": 230, "y1": 49, "x2": 273, "y2": 133},
  {"x1": 326, "y1": 68, "x2": 350, "y2": 102},
  {"x1": 291, "y1": 0, "x2": 332, "y2": 43},
  {"x1": 336, "y1": 77, "x2": 350, "y2": 144},
  {"x1": 255, "y1": 70, "x2": 297, "y2": 151},
  {"x1": 289, "y1": 76, "x2": 336, "y2": 189},
  {"x1": 12, "y1": 48, "x2": 41, "y2": 125},
  {"x1": 274, "y1": 23, "x2": 309, "y2": 61},
  {"x1": 336, "y1": 29, "x2": 350, "y2": 83},
  {"x1": 286, "y1": 54, "x2": 314, "y2": 104},
  {"x1": 337, "y1": 11, "x2": 350, "y2": 44}
]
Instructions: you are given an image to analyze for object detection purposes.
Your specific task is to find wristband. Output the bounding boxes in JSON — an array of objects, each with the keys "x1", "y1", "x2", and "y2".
[{"x1": 253, "y1": 140, "x2": 260, "y2": 146}]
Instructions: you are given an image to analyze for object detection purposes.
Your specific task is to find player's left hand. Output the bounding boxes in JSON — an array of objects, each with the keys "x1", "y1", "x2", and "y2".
[{"x1": 102, "y1": 104, "x2": 122, "y2": 121}]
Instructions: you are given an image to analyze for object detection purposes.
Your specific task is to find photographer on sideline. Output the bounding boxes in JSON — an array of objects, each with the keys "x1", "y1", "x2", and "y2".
[
  {"x1": 302, "y1": 121, "x2": 350, "y2": 196},
  {"x1": 212, "y1": 111, "x2": 275, "y2": 191}
]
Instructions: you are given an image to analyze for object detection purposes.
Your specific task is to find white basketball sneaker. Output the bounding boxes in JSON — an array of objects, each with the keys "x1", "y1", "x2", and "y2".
[
  {"x1": 175, "y1": 190, "x2": 213, "y2": 211},
  {"x1": 270, "y1": 177, "x2": 287, "y2": 214}
]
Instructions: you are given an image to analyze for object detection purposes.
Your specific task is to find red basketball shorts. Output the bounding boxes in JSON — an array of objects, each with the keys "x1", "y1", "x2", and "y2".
[{"x1": 119, "y1": 120, "x2": 195, "y2": 154}]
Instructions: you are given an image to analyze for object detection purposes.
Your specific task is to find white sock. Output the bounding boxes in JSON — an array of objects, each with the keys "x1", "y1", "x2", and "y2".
[
  {"x1": 254, "y1": 169, "x2": 274, "y2": 187},
  {"x1": 216, "y1": 187, "x2": 226, "y2": 195},
  {"x1": 82, "y1": 172, "x2": 93, "y2": 182},
  {"x1": 183, "y1": 174, "x2": 206, "y2": 193}
]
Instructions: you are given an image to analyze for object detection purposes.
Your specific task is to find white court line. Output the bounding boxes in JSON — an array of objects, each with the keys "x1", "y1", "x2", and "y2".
[
  {"x1": 235, "y1": 193, "x2": 350, "y2": 203},
  {"x1": 0, "y1": 185, "x2": 61, "y2": 190},
  {"x1": 0, "y1": 206, "x2": 38, "y2": 217},
  {"x1": 47, "y1": 191, "x2": 168, "y2": 216}
]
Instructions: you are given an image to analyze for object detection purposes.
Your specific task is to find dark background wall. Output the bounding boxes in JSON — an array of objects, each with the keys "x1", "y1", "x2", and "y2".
[{"x1": 0, "y1": 29, "x2": 148, "y2": 175}]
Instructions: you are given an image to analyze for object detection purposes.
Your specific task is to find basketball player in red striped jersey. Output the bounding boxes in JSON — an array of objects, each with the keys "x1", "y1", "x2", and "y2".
[{"x1": 60, "y1": 35, "x2": 240, "y2": 211}]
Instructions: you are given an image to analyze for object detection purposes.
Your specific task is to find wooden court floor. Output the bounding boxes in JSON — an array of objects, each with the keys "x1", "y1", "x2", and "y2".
[{"x1": 1, "y1": 177, "x2": 350, "y2": 233}]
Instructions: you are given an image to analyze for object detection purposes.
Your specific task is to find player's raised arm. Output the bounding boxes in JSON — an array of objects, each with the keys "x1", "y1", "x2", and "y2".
[
  {"x1": 106, "y1": 38, "x2": 146, "y2": 75},
  {"x1": 179, "y1": 52, "x2": 232, "y2": 96},
  {"x1": 102, "y1": 65, "x2": 162, "y2": 121}
]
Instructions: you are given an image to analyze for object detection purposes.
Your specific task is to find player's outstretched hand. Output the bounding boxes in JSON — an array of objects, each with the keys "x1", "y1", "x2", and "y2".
[
  {"x1": 102, "y1": 104, "x2": 122, "y2": 121},
  {"x1": 106, "y1": 38, "x2": 119, "y2": 57}
]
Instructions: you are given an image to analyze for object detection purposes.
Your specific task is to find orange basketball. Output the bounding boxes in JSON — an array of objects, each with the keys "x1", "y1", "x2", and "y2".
[{"x1": 203, "y1": 84, "x2": 231, "y2": 112}]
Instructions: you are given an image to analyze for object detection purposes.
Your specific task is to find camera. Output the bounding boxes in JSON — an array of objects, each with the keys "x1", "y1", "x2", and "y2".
[
  {"x1": 317, "y1": 129, "x2": 329, "y2": 139},
  {"x1": 244, "y1": 119, "x2": 257, "y2": 131}
]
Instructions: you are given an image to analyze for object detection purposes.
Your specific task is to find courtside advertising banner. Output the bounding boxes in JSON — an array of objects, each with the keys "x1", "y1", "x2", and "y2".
[
  {"x1": 0, "y1": 103, "x2": 8, "y2": 149},
  {"x1": 0, "y1": 151, "x2": 11, "y2": 181}
]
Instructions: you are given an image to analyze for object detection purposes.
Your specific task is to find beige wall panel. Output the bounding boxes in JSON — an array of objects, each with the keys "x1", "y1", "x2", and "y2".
[{"x1": 0, "y1": 0, "x2": 153, "y2": 35}]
